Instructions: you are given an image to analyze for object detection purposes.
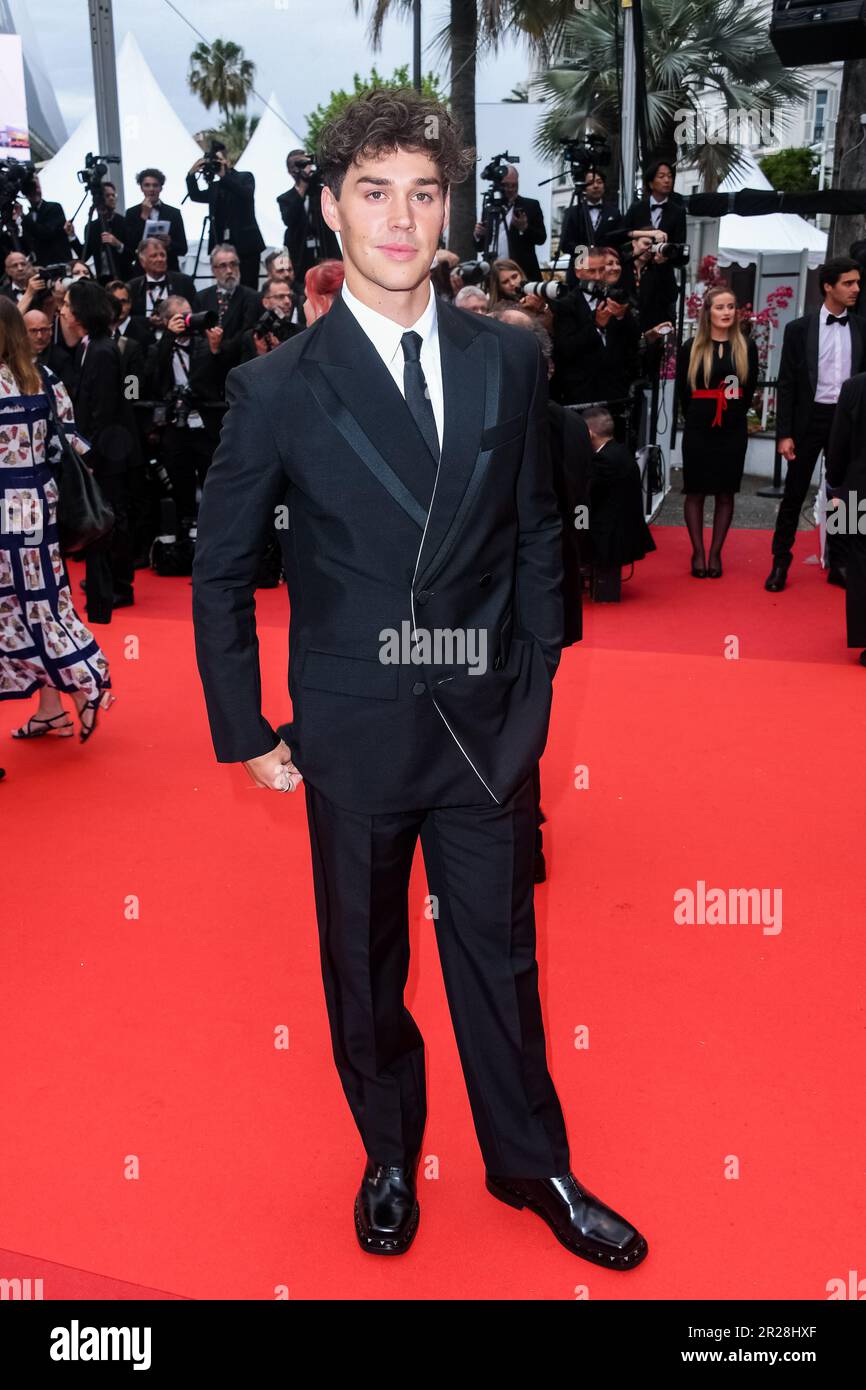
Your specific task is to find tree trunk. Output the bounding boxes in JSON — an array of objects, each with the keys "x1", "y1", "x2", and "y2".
[
  {"x1": 448, "y1": 0, "x2": 478, "y2": 259},
  {"x1": 830, "y1": 59, "x2": 866, "y2": 256}
]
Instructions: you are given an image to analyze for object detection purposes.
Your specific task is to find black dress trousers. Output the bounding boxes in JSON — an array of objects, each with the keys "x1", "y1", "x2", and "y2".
[
  {"x1": 773, "y1": 403, "x2": 846, "y2": 568},
  {"x1": 303, "y1": 774, "x2": 571, "y2": 1178}
]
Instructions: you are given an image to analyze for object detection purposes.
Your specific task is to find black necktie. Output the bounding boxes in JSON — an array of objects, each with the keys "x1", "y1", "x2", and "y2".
[
  {"x1": 827, "y1": 313, "x2": 848, "y2": 325},
  {"x1": 401, "y1": 331, "x2": 440, "y2": 467}
]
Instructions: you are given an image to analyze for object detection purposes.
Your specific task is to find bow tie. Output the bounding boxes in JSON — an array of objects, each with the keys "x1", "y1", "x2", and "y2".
[
  {"x1": 650, "y1": 200, "x2": 666, "y2": 210},
  {"x1": 147, "y1": 278, "x2": 166, "y2": 287},
  {"x1": 827, "y1": 313, "x2": 849, "y2": 325}
]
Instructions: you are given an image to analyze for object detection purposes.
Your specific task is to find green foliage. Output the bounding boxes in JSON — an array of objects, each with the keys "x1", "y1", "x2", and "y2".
[
  {"x1": 305, "y1": 66, "x2": 445, "y2": 155},
  {"x1": 759, "y1": 146, "x2": 820, "y2": 193}
]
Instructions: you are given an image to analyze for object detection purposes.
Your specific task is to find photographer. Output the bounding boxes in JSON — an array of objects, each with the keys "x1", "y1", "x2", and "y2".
[
  {"x1": 21, "y1": 174, "x2": 80, "y2": 265},
  {"x1": 192, "y1": 243, "x2": 261, "y2": 364},
  {"x1": 238, "y1": 276, "x2": 300, "y2": 364},
  {"x1": 559, "y1": 170, "x2": 625, "y2": 289},
  {"x1": 624, "y1": 159, "x2": 688, "y2": 244},
  {"x1": 121, "y1": 168, "x2": 188, "y2": 273},
  {"x1": 141, "y1": 295, "x2": 227, "y2": 536},
  {"x1": 473, "y1": 163, "x2": 546, "y2": 280},
  {"x1": 278, "y1": 150, "x2": 342, "y2": 281},
  {"x1": 620, "y1": 229, "x2": 678, "y2": 334},
  {"x1": 127, "y1": 236, "x2": 197, "y2": 326},
  {"x1": 81, "y1": 181, "x2": 133, "y2": 281},
  {"x1": 186, "y1": 145, "x2": 264, "y2": 289},
  {"x1": 550, "y1": 246, "x2": 639, "y2": 408},
  {"x1": 0, "y1": 249, "x2": 35, "y2": 304}
]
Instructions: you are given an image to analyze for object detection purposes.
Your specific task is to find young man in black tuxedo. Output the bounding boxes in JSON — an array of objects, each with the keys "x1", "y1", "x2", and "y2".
[
  {"x1": 121, "y1": 168, "x2": 188, "y2": 274},
  {"x1": 192, "y1": 89, "x2": 647, "y2": 1269},
  {"x1": 559, "y1": 170, "x2": 625, "y2": 290},
  {"x1": 472, "y1": 164, "x2": 547, "y2": 280},
  {"x1": 766, "y1": 257, "x2": 864, "y2": 592},
  {"x1": 624, "y1": 159, "x2": 688, "y2": 245}
]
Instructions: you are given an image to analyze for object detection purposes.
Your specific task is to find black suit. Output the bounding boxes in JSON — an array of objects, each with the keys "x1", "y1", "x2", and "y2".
[
  {"x1": 69, "y1": 335, "x2": 137, "y2": 622},
  {"x1": 82, "y1": 211, "x2": 134, "y2": 280},
  {"x1": 277, "y1": 185, "x2": 341, "y2": 280},
  {"x1": 122, "y1": 201, "x2": 188, "y2": 272},
  {"x1": 185, "y1": 169, "x2": 265, "y2": 288},
  {"x1": 127, "y1": 271, "x2": 197, "y2": 319},
  {"x1": 192, "y1": 283, "x2": 261, "y2": 366},
  {"x1": 22, "y1": 199, "x2": 75, "y2": 265},
  {"x1": 559, "y1": 200, "x2": 625, "y2": 288},
  {"x1": 586, "y1": 440, "x2": 656, "y2": 570},
  {"x1": 624, "y1": 193, "x2": 688, "y2": 244},
  {"x1": 551, "y1": 288, "x2": 640, "y2": 406},
  {"x1": 827, "y1": 372, "x2": 866, "y2": 645},
  {"x1": 772, "y1": 310, "x2": 866, "y2": 566},
  {"x1": 191, "y1": 290, "x2": 571, "y2": 1175},
  {"x1": 474, "y1": 195, "x2": 547, "y2": 280}
]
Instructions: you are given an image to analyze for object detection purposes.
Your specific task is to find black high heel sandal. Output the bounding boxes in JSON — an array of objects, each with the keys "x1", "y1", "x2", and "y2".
[
  {"x1": 11, "y1": 712, "x2": 74, "y2": 740},
  {"x1": 691, "y1": 560, "x2": 707, "y2": 578},
  {"x1": 707, "y1": 558, "x2": 723, "y2": 578}
]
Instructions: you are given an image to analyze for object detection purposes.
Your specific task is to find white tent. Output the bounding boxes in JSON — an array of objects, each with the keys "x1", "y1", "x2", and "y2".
[
  {"x1": 236, "y1": 92, "x2": 305, "y2": 250},
  {"x1": 717, "y1": 150, "x2": 826, "y2": 268},
  {"x1": 37, "y1": 31, "x2": 206, "y2": 260}
]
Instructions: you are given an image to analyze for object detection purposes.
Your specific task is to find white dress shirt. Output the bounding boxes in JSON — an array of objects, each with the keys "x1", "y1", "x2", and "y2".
[
  {"x1": 496, "y1": 203, "x2": 517, "y2": 260},
  {"x1": 340, "y1": 278, "x2": 444, "y2": 450},
  {"x1": 815, "y1": 302, "x2": 853, "y2": 404}
]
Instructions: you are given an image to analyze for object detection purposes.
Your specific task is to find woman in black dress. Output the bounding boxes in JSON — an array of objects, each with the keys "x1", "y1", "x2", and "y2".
[{"x1": 676, "y1": 286, "x2": 759, "y2": 577}]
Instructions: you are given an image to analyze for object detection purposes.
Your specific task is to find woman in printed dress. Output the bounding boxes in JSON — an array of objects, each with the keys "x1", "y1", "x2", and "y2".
[{"x1": 0, "y1": 295, "x2": 113, "y2": 746}]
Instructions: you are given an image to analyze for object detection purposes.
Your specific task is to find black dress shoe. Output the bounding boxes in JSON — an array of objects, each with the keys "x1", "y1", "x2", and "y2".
[
  {"x1": 486, "y1": 1171, "x2": 648, "y2": 1270},
  {"x1": 827, "y1": 566, "x2": 847, "y2": 589},
  {"x1": 764, "y1": 564, "x2": 788, "y2": 592},
  {"x1": 690, "y1": 561, "x2": 707, "y2": 578},
  {"x1": 112, "y1": 592, "x2": 135, "y2": 609},
  {"x1": 354, "y1": 1155, "x2": 420, "y2": 1255}
]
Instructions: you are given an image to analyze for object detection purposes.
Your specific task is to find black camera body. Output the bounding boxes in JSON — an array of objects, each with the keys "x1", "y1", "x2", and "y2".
[
  {"x1": 560, "y1": 133, "x2": 611, "y2": 191},
  {"x1": 254, "y1": 308, "x2": 294, "y2": 344},
  {"x1": 0, "y1": 156, "x2": 37, "y2": 215},
  {"x1": 199, "y1": 140, "x2": 227, "y2": 182}
]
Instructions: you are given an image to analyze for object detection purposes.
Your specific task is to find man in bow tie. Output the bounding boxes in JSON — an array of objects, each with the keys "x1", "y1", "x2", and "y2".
[
  {"x1": 125, "y1": 236, "x2": 196, "y2": 328},
  {"x1": 766, "y1": 257, "x2": 865, "y2": 592},
  {"x1": 624, "y1": 158, "x2": 687, "y2": 246}
]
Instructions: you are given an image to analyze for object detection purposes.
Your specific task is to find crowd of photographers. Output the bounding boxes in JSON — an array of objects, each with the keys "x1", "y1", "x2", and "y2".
[{"x1": 0, "y1": 146, "x2": 677, "y2": 619}]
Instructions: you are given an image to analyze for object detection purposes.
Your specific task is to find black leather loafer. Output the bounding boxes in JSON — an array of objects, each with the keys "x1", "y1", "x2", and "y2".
[
  {"x1": 354, "y1": 1155, "x2": 420, "y2": 1255},
  {"x1": 764, "y1": 564, "x2": 788, "y2": 592},
  {"x1": 485, "y1": 1171, "x2": 648, "y2": 1270}
]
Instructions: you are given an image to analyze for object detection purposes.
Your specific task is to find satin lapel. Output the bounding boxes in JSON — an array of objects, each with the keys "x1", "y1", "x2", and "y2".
[
  {"x1": 806, "y1": 312, "x2": 819, "y2": 397},
  {"x1": 304, "y1": 293, "x2": 437, "y2": 517},
  {"x1": 414, "y1": 300, "x2": 497, "y2": 589}
]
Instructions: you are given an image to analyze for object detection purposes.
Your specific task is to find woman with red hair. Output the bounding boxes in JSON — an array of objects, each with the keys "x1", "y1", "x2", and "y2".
[{"x1": 303, "y1": 259, "x2": 345, "y2": 325}]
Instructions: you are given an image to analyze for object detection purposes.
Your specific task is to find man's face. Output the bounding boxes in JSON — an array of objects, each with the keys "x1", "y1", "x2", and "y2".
[
  {"x1": 288, "y1": 154, "x2": 312, "y2": 182},
  {"x1": 826, "y1": 270, "x2": 861, "y2": 308},
  {"x1": 270, "y1": 257, "x2": 293, "y2": 283},
  {"x1": 28, "y1": 176, "x2": 42, "y2": 202},
  {"x1": 650, "y1": 165, "x2": 674, "y2": 199},
  {"x1": 140, "y1": 176, "x2": 162, "y2": 204},
  {"x1": 5, "y1": 252, "x2": 32, "y2": 287},
  {"x1": 501, "y1": 168, "x2": 518, "y2": 202},
  {"x1": 585, "y1": 172, "x2": 605, "y2": 202},
  {"x1": 140, "y1": 241, "x2": 167, "y2": 276},
  {"x1": 102, "y1": 184, "x2": 117, "y2": 211},
  {"x1": 263, "y1": 282, "x2": 293, "y2": 315},
  {"x1": 59, "y1": 295, "x2": 83, "y2": 338},
  {"x1": 110, "y1": 287, "x2": 131, "y2": 319},
  {"x1": 321, "y1": 145, "x2": 448, "y2": 298},
  {"x1": 211, "y1": 251, "x2": 240, "y2": 290},
  {"x1": 574, "y1": 251, "x2": 606, "y2": 284},
  {"x1": 24, "y1": 311, "x2": 51, "y2": 353}
]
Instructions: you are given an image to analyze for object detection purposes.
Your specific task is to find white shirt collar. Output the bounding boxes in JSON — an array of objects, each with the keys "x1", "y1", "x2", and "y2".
[
  {"x1": 341, "y1": 277, "x2": 438, "y2": 368},
  {"x1": 821, "y1": 303, "x2": 848, "y2": 323}
]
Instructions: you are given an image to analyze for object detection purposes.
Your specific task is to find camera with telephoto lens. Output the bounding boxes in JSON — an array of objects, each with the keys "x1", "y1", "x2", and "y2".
[
  {"x1": 199, "y1": 140, "x2": 227, "y2": 182},
  {"x1": 456, "y1": 259, "x2": 490, "y2": 287},
  {"x1": 253, "y1": 308, "x2": 295, "y2": 344},
  {"x1": 76, "y1": 152, "x2": 117, "y2": 205},
  {"x1": 179, "y1": 308, "x2": 218, "y2": 334},
  {"x1": 655, "y1": 241, "x2": 690, "y2": 267},
  {"x1": 291, "y1": 153, "x2": 320, "y2": 186},
  {"x1": 522, "y1": 278, "x2": 568, "y2": 303}
]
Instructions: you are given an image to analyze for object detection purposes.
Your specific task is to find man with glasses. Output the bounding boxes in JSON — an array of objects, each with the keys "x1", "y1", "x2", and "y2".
[
  {"x1": 22, "y1": 308, "x2": 53, "y2": 366},
  {"x1": 192, "y1": 244, "x2": 262, "y2": 364}
]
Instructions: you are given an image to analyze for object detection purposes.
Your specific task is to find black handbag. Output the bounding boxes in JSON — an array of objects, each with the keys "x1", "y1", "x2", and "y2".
[{"x1": 39, "y1": 367, "x2": 115, "y2": 556}]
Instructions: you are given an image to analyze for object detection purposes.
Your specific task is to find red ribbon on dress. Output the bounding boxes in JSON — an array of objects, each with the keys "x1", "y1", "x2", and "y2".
[{"x1": 692, "y1": 385, "x2": 740, "y2": 427}]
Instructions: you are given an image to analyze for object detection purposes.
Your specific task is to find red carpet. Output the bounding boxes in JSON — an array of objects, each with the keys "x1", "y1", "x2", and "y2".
[{"x1": 1, "y1": 525, "x2": 864, "y2": 1300}]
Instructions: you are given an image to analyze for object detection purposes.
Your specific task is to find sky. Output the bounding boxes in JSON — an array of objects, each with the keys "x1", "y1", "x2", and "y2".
[{"x1": 26, "y1": 0, "x2": 533, "y2": 145}]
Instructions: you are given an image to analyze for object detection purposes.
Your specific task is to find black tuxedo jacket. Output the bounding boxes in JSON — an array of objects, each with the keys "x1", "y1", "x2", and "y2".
[
  {"x1": 185, "y1": 170, "x2": 265, "y2": 257},
  {"x1": 82, "y1": 212, "x2": 134, "y2": 280},
  {"x1": 122, "y1": 201, "x2": 188, "y2": 272},
  {"x1": 776, "y1": 311, "x2": 866, "y2": 441},
  {"x1": 127, "y1": 271, "x2": 197, "y2": 318},
  {"x1": 474, "y1": 195, "x2": 547, "y2": 280},
  {"x1": 192, "y1": 283, "x2": 262, "y2": 363},
  {"x1": 68, "y1": 336, "x2": 137, "y2": 479},
  {"x1": 192, "y1": 290, "x2": 563, "y2": 812},
  {"x1": 624, "y1": 193, "x2": 687, "y2": 244},
  {"x1": 587, "y1": 440, "x2": 656, "y2": 569},
  {"x1": 22, "y1": 200, "x2": 74, "y2": 264},
  {"x1": 560, "y1": 201, "x2": 625, "y2": 288},
  {"x1": 827, "y1": 371, "x2": 866, "y2": 491},
  {"x1": 551, "y1": 289, "x2": 640, "y2": 405},
  {"x1": 277, "y1": 185, "x2": 342, "y2": 278}
]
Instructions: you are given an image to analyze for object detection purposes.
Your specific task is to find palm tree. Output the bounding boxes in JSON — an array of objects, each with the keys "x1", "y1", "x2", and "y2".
[
  {"x1": 534, "y1": 0, "x2": 808, "y2": 193},
  {"x1": 188, "y1": 38, "x2": 255, "y2": 124}
]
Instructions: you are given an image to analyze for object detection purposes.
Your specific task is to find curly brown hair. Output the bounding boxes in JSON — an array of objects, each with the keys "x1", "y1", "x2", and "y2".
[{"x1": 317, "y1": 88, "x2": 475, "y2": 199}]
